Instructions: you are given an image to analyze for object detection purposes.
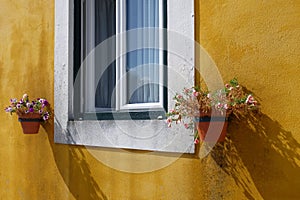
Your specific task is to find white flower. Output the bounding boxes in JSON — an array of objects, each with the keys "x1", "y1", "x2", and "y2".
[
  {"x1": 5, "y1": 107, "x2": 13, "y2": 112},
  {"x1": 22, "y1": 94, "x2": 28, "y2": 100},
  {"x1": 10, "y1": 98, "x2": 17, "y2": 103},
  {"x1": 223, "y1": 104, "x2": 228, "y2": 110}
]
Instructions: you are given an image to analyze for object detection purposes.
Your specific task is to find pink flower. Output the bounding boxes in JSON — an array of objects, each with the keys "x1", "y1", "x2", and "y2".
[
  {"x1": 194, "y1": 138, "x2": 199, "y2": 144},
  {"x1": 43, "y1": 115, "x2": 49, "y2": 121},
  {"x1": 225, "y1": 84, "x2": 230, "y2": 88},
  {"x1": 246, "y1": 95, "x2": 255, "y2": 104},
  {"x1": 184, "y1": 123, "x2": 189, "y2": 129},
  {"x1": 166, "y1": 118, "x2": 172, "y2": 127},
  {"x1": 177, "y1": 95, "x2": 183, "y2": 99},
  {"x1": 166, "y1": 118, "x2": 172, "y2": 123},
  {"x1": 5, "y1": 107, "x2": 13, "y2": 112},
  {"x1": 10, "y1": 98, "x2": 17, "y2": 104},
  {"x1": 43, "y1": 100, "x2": 48, "y2": 106},
  {"x1": 193, "y1": 91, "x2": 199, "y2": 97},
  {"x1": 184, "y1": 88, "x2": 190, "y2": 93},
  {"x1": 42, "y1": 112, "x2": 50, "y2": 121}
]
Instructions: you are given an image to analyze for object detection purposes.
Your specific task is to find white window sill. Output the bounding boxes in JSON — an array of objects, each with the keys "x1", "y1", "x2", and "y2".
[{"x1": 54, "y1": 119, "x2": 195, "y2": 153}]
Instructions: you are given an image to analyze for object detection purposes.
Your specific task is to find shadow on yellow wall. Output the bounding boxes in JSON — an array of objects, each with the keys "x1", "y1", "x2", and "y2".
[
  {"x1": 209, "y1": 90, "x2": 300, "y2": 199},
  {"x1": 42, "y1": 113, "x2": 108, "y2": 200}
]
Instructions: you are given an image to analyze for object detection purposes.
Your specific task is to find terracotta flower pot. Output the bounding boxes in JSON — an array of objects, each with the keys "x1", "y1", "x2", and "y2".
[
  {"x1": 195, "y1": 115, "x2": 228, "y2": 142},
  {"x1": 18, "y1": 113, "x2": 43, "y2": 134}
]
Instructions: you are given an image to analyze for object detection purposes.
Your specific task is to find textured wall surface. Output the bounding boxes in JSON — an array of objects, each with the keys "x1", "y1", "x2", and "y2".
[
  {"x1": 0, "y1": 0, "x2": 299, "y2": 199},
  {"x1": 198, "y1": 0, "x2": 300, "y2": 199}
]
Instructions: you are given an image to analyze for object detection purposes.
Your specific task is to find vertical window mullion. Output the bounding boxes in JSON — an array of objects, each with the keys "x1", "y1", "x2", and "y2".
[
  {"x1": 85, "y1": 0, "x2": 96, "y2": 113},
  {"x1": 116, "y1": 0, "x2": 127, "y2": 111},
  {"x1": 115, "y1": 0, "x2": 120, "y2": 111},
  {"x1": 79, "y1": 0, "x2": 85, "y2": 114},
  {"x1": 158, "y1": 0, "x2": 164, "y2": 107}
]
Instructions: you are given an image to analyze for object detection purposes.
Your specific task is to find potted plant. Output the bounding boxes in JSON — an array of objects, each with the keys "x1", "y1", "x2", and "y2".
[
  {"x1": 166, "y1": 78, "x2": 258, "y2": 143},
  {"x1": 4, "y1": 94, "x2": 51, "y2": 134}
]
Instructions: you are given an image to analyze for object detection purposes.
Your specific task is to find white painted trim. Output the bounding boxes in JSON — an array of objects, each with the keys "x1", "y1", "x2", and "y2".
[
  {"x1": 54, "y1": 0, "x2": 72, "y2": 127},
  {"x1": 85, "y1": 0, "x2": 96, "y2": 112},
  {"x1": 54, "y1": 0, "x2": 195, "y2": 153},
  {"x1": 120, "y1": 102, "x2": 163, "y2": 110},
  {"x1": 118, "y1": 0, "x2": 127, "y2": 110},
  {"x1": 118, "y1": 0, "x2": 165, "y2": 110}
]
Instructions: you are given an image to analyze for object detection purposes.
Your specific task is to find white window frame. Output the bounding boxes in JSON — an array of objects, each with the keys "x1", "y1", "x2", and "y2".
[
  {"x1": 82, "y1": 0, "x2": 165, "y2": 113},
  {"x1": 117, "y1": 0, "x2": 165, "y2": 111},
  {"x1": 54, "y1": 0, "x2": 195, "y2": 153}
]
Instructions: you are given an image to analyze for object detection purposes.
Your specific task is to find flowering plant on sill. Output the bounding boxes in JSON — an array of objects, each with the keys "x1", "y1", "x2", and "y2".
[
  {"x1": 166, "y1": 78, "x2": 258, "y2": 143},
  {"x1": 4, "y1": 94, "x2": 51, "y2": 121}
]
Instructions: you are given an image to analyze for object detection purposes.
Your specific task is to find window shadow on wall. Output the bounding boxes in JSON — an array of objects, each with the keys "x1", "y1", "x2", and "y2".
[
  {"x1": 209, "y1": 111, "x2": 300, "y2": 199},
  {"x1": 42, "y1": 114, "x2": 108, "y2": 200}
]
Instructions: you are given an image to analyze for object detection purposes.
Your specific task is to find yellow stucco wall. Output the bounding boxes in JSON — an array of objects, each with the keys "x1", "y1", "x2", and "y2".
[
  {"x1": 0, "y1": 0, "x2": 299, "y2": 199},
  {"x1": 197, "y1": 0, "x2": 300, "y2": 199}
]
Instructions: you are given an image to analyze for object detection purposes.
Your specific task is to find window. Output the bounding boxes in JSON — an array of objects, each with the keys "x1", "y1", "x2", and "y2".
[
  {"x1": 73, "y1": 0, "x2": 167, "y2": 120},
  {"x1": 54, "y1": 0, "x2": 195, "y2": 153}
]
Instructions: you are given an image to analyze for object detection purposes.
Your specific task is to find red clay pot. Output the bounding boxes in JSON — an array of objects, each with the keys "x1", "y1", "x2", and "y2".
[
  {"x1": 196, "y1": 115, "x2": 228, "y2": 142},
  {"x1": 18, "y1": 113, "x2": 43, "y2": 134}
]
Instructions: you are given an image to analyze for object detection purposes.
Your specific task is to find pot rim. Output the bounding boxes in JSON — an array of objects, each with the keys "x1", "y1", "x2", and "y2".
[{"x1": 194, "y1": 116, "x2": 228, "y2": 122}]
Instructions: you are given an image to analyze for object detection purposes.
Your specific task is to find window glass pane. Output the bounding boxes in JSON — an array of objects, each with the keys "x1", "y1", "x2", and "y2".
[
  {"x1": 94, "y1": 0, "x2": 116, "y2": 109},
  {"x1": 126, "y1": 0, "x2": 160, "y2": 104}
]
